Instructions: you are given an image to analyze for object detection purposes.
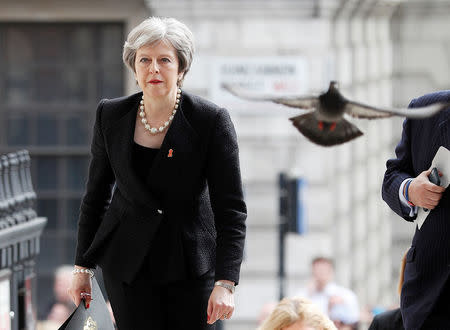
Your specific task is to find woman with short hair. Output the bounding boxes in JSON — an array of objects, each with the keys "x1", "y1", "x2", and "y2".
[{"x1": 68, "y1": 16, "x2": 247, "y2": 329}]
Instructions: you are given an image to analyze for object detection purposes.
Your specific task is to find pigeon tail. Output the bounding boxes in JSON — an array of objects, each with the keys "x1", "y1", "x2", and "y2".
[{"x1": 290, "y1": 113, "x2": 363, "y2": 147}]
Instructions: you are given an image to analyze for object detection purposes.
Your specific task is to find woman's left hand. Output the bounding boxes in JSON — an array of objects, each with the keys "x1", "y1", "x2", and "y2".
[{"x1": 206, "y1": 281, "x2": 235, "y2": 324}]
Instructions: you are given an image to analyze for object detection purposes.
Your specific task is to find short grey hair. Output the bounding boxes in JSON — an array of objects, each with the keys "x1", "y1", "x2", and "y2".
[{"x1": 123, "y1": 17, "x2": 195, "y2": 85}]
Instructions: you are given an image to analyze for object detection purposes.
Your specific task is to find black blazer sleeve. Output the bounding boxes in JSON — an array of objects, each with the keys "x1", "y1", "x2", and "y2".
[
  {"x1": 206, "y1": 108, "x2": 247, "y2": 284},
  {"x1": 382, "y1": 99, "x2": 416, "y2": 222},
  {"x1": 75, "y1": 100, "x2": 116, "y2": 268}
]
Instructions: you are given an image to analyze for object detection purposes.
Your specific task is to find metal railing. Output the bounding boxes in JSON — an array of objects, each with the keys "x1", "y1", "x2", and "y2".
[{"x1": 0, "y1": 150, "x2": 47, "y2": 330}]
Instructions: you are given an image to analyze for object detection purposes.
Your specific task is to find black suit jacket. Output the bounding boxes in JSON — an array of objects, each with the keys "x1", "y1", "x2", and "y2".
[
  {"x1": 74, "y1": 91, "x2": 247, "y2": 285},
  {"x1": 368, "y1": 308, "x2": 404, "y2": 330},
  {"x1": 382, "y1": 91, "x2": 450, "y2": 330}
]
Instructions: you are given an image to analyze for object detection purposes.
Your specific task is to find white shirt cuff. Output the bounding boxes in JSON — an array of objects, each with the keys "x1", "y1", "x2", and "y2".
[{"x1": 399, "y1": 178, "x2": 418, "y2": 217}]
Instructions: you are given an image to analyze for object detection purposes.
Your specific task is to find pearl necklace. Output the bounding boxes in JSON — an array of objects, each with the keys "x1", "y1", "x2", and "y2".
[{"x1": 139, "y1": 88, "x2": 181, "y2": 134}]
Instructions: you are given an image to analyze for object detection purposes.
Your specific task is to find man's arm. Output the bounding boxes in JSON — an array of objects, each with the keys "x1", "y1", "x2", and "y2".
[
  {"x1": 382, "y1": 97, "x2": 446, "y2": 220},
  {"x1": 382, "y1": 108, "x2": 417, "y2": 221},
  {"x1": 398, "y1": 178, "x2": 418, "y2": 217}
]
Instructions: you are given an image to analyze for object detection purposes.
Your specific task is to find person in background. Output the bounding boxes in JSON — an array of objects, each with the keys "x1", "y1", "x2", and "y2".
[
  {"x1": 382, "y1": 90, "x2": 449, "y2": 329},
  {"x1": 258, "y1": 301, "x2": 278, "y2": 325},
  {"x1": 37, "y1": 265, "x2": 74, "y2": 330},
  {"x1": 67, "y1": 16, "x2": 246, "y2": 330},
  {"x1": 41, "y1": 265, "x2": 74, "y2": 320},
  {"x1": 258, "y1": 296, "x2": 337, "y2": 330},
  {"x1": 296, "y1": 257, "x2": 359, "y2": 328}
]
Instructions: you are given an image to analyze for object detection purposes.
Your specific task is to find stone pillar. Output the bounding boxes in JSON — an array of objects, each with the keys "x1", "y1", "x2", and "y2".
[
  {"x1": 392, "y1": 0, "x2": 450, "y2": 105},
  {"x1": 331, "y1": 0, "x2": 404, "y2": 313}
]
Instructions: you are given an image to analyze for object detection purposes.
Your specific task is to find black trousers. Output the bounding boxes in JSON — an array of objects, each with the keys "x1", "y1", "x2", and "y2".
[
  {"x1": 421, "y1": 279, "x2": 450, "y2": 329},
  {"x1": 103, "y1": 267, "x2": 216, "y2": 330}
]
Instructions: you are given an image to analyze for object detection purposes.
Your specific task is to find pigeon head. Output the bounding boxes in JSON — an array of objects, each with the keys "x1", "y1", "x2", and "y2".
[{"x1": 329, "y1": 81, "x2": 339, "y2": 91}]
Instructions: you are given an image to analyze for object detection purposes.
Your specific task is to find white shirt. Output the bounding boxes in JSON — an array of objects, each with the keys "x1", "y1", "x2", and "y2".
[
  {"x1": 296, "y1": 282, "x2": 359, "y2": 324},
  {"x1": 399, "y1": 178, "x2": 418, "y2": 217}
]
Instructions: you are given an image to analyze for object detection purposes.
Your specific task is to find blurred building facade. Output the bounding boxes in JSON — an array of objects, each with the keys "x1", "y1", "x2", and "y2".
[
  {"x1": 0, "y1": 0, "x2": 148, "y2": 319},
  {"x1": 0, "y1": 0, "x2": 449, "y2": 329}
]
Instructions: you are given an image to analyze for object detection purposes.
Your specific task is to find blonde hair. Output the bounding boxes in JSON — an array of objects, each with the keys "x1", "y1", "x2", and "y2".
[
  {"x1": 398, "y1": 248, "x2": 408, "y2": 295},
  {"x1": 258, "y1": 297, "x2": 337, "y2": 330}
]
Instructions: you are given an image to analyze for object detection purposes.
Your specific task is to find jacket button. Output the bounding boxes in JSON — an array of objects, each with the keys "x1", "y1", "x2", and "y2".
[{"x1": 157, "y1": 209, "x2": 163, "y2": 215}]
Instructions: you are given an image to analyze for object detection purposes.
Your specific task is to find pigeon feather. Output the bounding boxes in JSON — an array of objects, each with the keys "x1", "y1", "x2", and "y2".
[
  {"x1": 221, "y1": 83, "x2": 317, "y2": 109},
  {"x1": 346, "y1": 100, "x2": 449, "y2": 119}
]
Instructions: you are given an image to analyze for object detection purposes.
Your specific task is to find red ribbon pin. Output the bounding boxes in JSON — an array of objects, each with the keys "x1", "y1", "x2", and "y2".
[{"x1": 168, "y1": 149, "x2": 173, "y2": 157}]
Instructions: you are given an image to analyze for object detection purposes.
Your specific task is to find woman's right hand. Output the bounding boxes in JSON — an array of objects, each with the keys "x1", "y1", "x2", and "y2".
[{"x1": 67, "y1": 266, "x2": 93, "y2": 308}]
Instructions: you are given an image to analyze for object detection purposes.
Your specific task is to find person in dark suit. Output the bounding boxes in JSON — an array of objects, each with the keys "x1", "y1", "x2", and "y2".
[
  {"x1": 68, "y1": 17, "x2": 246, "y2": 330},
  {"x1": 368, "y1": 250, "x2": 408, "y2": 330},
  {"x1": 382, "y1": 91, "x2": 449, "y2": 330},
  {"x1": 369, "y1": 308, "x2": 404, "y2": 330}
]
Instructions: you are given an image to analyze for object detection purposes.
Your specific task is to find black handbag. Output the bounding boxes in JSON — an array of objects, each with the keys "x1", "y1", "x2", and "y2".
[{"x1": 58, "y1": 277, "x2": 115, "y2": 330}]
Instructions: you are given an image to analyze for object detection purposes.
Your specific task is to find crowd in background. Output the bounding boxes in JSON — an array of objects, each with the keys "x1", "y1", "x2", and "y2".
[
  {"x1": 36, "y1": 257, "x2": 404, "y2": 330},
  {"x1": 34, "y1": 255, "x2": 403, "y2": 330},
  {"x1": 256, "y1": 256, "x2": 404, "y2": 330}
]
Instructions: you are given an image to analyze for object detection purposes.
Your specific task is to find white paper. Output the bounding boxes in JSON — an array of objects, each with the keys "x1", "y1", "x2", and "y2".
[{"x1": 416, "y1": 146, "x2": 450, "y2": 229}]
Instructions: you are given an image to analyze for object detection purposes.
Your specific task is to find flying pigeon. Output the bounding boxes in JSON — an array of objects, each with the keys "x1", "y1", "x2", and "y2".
[{"x1": 222, "y1": 81, "x2": 450, "y2": 146}]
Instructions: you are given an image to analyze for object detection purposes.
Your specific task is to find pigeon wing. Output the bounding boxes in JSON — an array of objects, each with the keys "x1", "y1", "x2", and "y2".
[
  {"x1": 346, "y1": 100, "x2": 450, "y2": 119},
  {"x1": 344, "y1": 101, "x2": 393, "y2": 119},
  {"x1": 272, "y1": 97, "x2": 318, "y2": 110},
  {"x1": 222, "y1": 83, "x2": 318, "y2": 109}
]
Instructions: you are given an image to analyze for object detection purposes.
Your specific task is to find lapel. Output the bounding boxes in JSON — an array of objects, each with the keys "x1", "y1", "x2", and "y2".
[
  {"x1": 438, "y1": 110, "x2": 449, "y2": 148},
  {"x1": 428, "y1": 110, "x2": 450, "y2": 164},
  {"x1": 104, "y1": 92, "x2": 199, "y2": 210},
  {"x1": 149, "y1": 93, "x2": 200, "y2": 196}
]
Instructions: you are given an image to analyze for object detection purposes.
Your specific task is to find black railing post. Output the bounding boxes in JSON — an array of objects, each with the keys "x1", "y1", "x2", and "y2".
[
  {"x1": 0, "y1": 150, "x2": 46, "y2": 330},
  {"x1": 278, "y1": 173, "x2": 288, "y2": 301}
]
